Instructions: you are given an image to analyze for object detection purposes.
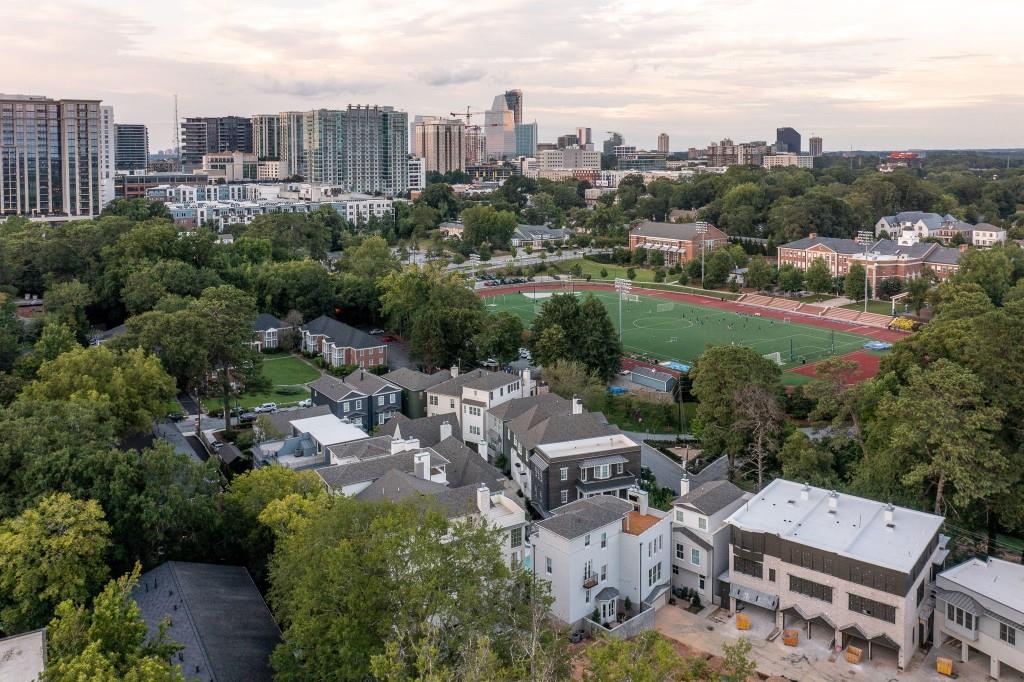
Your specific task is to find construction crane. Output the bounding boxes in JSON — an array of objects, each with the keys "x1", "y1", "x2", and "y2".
[{"x1": 450, "y1": 107, "x2": 501, "y2": 126}]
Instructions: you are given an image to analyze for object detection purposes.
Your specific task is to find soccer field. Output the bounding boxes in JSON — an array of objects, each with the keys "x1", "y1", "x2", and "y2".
[{"x1": 485, "y1": 289, "x2": 872, "y2": 370}]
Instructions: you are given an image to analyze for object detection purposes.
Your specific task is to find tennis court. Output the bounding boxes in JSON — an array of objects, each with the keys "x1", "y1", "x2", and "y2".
[{"x1": 485, "y1": 289, "x2": 874, "y2": 370}]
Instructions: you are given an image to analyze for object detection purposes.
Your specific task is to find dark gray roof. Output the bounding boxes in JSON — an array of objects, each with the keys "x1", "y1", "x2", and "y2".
[
  {"x1": 429, "y1": 369, "x2": 521, "y2": 397},
  {"x1": 132, "y1": 562, "x2": 280, "y2": 682},
  {"x1": 308, "y1": 375, "x2": 364, "y2": 402},
  {"x1": 514, "y1": 224, "x2": 567, "y2": 241},
  {"x1": 595, "y1": 586, "x2": 619, "y2": 601},
  {"x1": 527, "y1": 413, "x2": 621, "y2": 452},
  {"x1": 380, "y1": 414, "x2": 458, "y2": 447},
  {"x1": 382, "y1": 367, "x2": 452, "y2": 391},
  {"x1": 253, "y1": 313, "x2": 285, "y2": 331},
  {"x1": 262, "y1": 404, "x2": 331, "y2": 437},
  {"x1": 317, "y1": 447, "x2": 451, "y2": 490},
  {"x1": 673, "y1": 480, "x2": 745, "y2": 514},
  {"x1": 534, "y1": 495, "x2": 633, "y2": 539},
  {"x1": 631, "y1": 366, "x2": 674, "y2": 383},
  {"x1": 924, "y1": 245, "x2": 963, "y2": 265},
  {"x1": 343, "y1": 369, "x2": 399, "y2": 395},
  {"x1": 354, "y1": 468, "x2": 447, "y2": 502},
  {"x1": 433, "y1": 437, "x2": 506, "y2": 489},
  {"x1": 327, "y1": 435, "x2": 393, "y2": 462},
  {"x1": 488, "y1": 393, "x2": 571, "y2": 424},
  {"x1": 674, "y1": 525, "x2": 713, "y2": 551},
  {"x1": 780, "y1": 235, "x2": 863, "y2": 253},
  {"x1": 631, "y1": 220, "x2": 725, "y2": 240},
  {"x1": 301, "y1": 316, "x2": 383, "y2": 350}
]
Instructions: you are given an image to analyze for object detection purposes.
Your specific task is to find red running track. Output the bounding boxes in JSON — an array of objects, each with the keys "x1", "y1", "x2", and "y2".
[{"x1": 478, "y1": 282, "x2": 909, "y2": 344}]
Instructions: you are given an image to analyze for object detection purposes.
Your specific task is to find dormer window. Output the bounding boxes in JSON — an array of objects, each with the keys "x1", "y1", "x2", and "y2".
[{"x1": 594, "y1": 464, "x2": 610, "y2": 480}]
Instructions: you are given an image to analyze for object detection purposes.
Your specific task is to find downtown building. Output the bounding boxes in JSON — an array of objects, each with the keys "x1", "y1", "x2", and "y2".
[
  {"x1": 114, "y1": 123, "x2": 149, "y2": 172},
  {"x1": 252, "y1": 114, "x2": 280, "y2": 161},
  {"x1": 0, "y1": 94, "x2": 106, "y2": 219},
  {"x1": 484, "y1": 95, "x2": 516, "y2": 161},
  {"x1": 180, "y1": 115, "x2": 253, "y2": 171},
  {"x1": 412, "y1": 116, "x2": 465, "y2": 175}
]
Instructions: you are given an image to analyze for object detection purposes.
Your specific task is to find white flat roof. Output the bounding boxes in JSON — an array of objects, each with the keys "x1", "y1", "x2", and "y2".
[
  {"x1": 725, "y1": 479, "x2": 943, "y2": 574},
  {"x1": 941, "y1": 557, "x2": 1024, "y2": 614},
  {"x1": 290, "y1": 414, "x2": 367, "y2": 446},
  {"x1": 538, "y1": 433, "x2": 637, "y2": 459},
  {"x1": 0, "y1": 629, "x2": 46, "y2": 682}
]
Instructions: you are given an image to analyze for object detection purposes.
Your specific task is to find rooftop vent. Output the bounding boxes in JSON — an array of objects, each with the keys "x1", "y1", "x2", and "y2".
[
  {"x1": 827, "y1": 490, "x2": 838, "y2": 514},
  {"x1": 884, "y1": 503, "x2": 895, "y2": 528}
]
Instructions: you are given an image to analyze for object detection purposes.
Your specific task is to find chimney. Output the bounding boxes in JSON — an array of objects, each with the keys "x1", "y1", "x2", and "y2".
[
  {"x1": 521, "y1": 368, "x2": 532, "y2": 395},
  {"x1": 572, "y1": 395, "x2": 583, "y2": 415},
  {"x1": 808, "y1": 232, "x2": 817, "y2": 239},
  {"x1": 439, "y1": 420, "x2": 453, "y2": 442},
  {"x1": 390, "y1": 437, "x2": 421, "y2": 454},
  {"x1": 360, "y1": 369, "x2": 365, "y2": 380},
  {"x1": 476, "y1": 484, "x2": 491, "y2": 514},
  {"x1": 679, "y1": 471, "x2": 690, "y2": 497},
  {"x1": 884, "y1": 503, "x2": 895, "y2": 528},
  {"x1": 827, "y1": 490, "x2": 838, "y2": 513},
  {"x1": 414, "y1": 451, "x2": 430, "y2": 480},
  {"x1": 959, "y1": 243, "x2": 969, "y2": 253},
  {"x1": 450, "y1": 365, "x2": 459, "y2": 378},
  {"x1": 476, "y1": 440, "x2": 488, "y2": 460},
  {"x1": 636, "y1": 488, "x2": 649, "y2": 516},
  {"x1": 800, "y1": 483, "x2": 810, "y2": 501}
]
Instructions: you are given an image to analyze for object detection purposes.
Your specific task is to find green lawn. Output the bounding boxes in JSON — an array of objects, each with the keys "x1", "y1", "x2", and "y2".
[
  {"x1": 840, "y1": 299, "x2": 894, "y2": 316},
  {"x1": 201, "y1": 354, "x2": 321, "y2": 413},
  {"x1": 486, "y1": 289, "x2": 874, "y2": 371},
  {"x1": 552, "y1": 259, "x2": 741, "y2": 300}
]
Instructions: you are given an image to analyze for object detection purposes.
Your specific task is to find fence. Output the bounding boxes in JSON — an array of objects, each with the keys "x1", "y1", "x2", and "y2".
[{"x1": 585, "y1": 601, "x2": 656, "y2": 640}]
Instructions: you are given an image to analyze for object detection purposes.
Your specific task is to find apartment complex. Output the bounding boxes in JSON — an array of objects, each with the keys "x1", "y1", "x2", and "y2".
[
  {"x1": 484, "y1": 95, "x2": 516, "y2": 160},
  {"x1": 200, "y1": 151, "x2": 256, "y2": 182},
  {"x1": 763, "y1": 153, "x2": 813, "y2": 169},
  {"x1": 515, "y1": 122, "x2": 538, "y2": 157},
  {"x1": 412, "y1": 116, "x2": 465, "y2": 175},
  {"x1": 724, "y1": 479, "x2": 946, "y2": 669},
  {"x1": 99, "y1": 105, "x2": 116, "y2": 208},
  {"x1": 251, "y1": 114, "x2": 280, "y2": 160},
  {"x1": 538, "y1": 147, "x2": 600, "y2": 171},
  {"x1": 114, "y1": 123, "x2": 149, "y2": 171},
  {"x1": 809, "y1": 135, "x2": 823, "y2": 157},
  {"x1": 0, "y1": 94, "x2": 108, "y2": 219},
  {"x1": 308, "y1": 369, "x2": 401, "y2": 431},
  {"x1": 300, "y1": 315, "x2": 387, "y2": 369},
  {"x1": 628, "y1": 220, "x2": 729, "y2": 266},
  {"x1": 777, "y1": 234, "x2": 964, "y2": 284},
  {"x1": 180, "y1": 115, "x2": 252, "y2": 171},
  {"x1": 706, "y1": 139, "x2": 769, "y2": 167}
]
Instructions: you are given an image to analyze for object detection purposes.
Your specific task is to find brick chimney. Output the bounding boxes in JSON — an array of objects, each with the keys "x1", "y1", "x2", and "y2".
[
  {"x1": 439, "y1": 420, "x2": 452, "y2": 441},
  {"x1": 808, "y1": 232, "x2": 817, "y2": 240}
]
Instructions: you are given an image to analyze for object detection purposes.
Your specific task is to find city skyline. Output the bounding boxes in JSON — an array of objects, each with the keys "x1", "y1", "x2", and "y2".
[{"x1": 1, "y1": 0, "x2": 1022, "y2": 152}]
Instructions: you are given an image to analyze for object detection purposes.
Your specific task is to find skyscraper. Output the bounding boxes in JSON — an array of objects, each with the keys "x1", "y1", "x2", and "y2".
[
  {"x1": 180, "y1": 116, "x2": 253, "y2": 170},
  {"x1": 412, "y1": 117, "x2": 465, "y2": 174},
  {"x1": 114, "y1": 123, "x2": 149, "y2": 171},
  {"x1": 576, "y1": 127, "x2": 593, "y2": 150},
  {"x1": 99, "y1": 106, "x2": 116, "y2": 208},
  {"x1": 484, "y1": 96, "x2": 515, "y2": 161},
  {"x1": 657, "y1": 133, "x2": 669, "y2": 154},
  {"x1": 503, "y1": 89, "x2": 523, "y2": 125},
  {"x1": 603, "y1": 132, "x2": 624, "y2": 156},
  {"x1": 775, "y1": 127, "x2": 801, "y2": 154},
  {"x1": 278, "y1": 112, "x2": 306, "y2": 179},
  {"x1": 464, "y1": 126, "x2": 486, "y2": 166},
  {"x1": 515, "y1": 122, "x2": 537, "y2": 157},
  {"x1": 252, "y1": 114, "x2": 280, "y2": 160},
  {"x1": 0, "y1": 94, "x2": 103, "y2": 218},
  {"x1": 557, "y1": 134, "x2": 579, "y2": 149},
  {"x1": 809, "y1": 135, "x2": 823, "y2": 158},
  {"x1": 342, "y1": 105, "x2": 408, "y2": 195}
]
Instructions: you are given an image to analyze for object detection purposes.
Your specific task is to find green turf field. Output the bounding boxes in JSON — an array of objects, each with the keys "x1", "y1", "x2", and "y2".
[{"x1": 486, "y1": 289, "x2": 873, "y2": 370}]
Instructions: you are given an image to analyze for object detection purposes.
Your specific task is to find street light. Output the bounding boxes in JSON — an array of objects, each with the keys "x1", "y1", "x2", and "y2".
[
  {"x1": 615, "y1": 277, "x2": 632, "y2": 342},
  {"x1": 695, "y1": 221, "x2": 709, "y2": 286}
]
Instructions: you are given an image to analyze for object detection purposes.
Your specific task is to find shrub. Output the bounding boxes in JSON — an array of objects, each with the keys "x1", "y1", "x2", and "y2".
[
  {"x1": 600, "y1": 267, "x2": 609, "y2": 278},
  {"x1": 276, "y1": 385, "x2": 304, "y2": 395},
  {"x1": 592, "y1": 608, "x2": 601, "y2": 623}
]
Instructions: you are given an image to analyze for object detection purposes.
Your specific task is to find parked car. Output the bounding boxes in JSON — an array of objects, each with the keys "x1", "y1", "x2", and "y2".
[
  {"x1": 297, "y1": 398, "x2": 312, "y2": 408},
  {"x1": 254, "y1": 402, "x2": 278, "y2": 413},
  {"x1": 239, "y1": 412, "x2": 257, "y2": 424},
  {"x1": 369, "y1": 328, "x2": 385, "y2": 335},
  {"x1": 166, "y1": 411, "x2": 185, "y2": 421},
  {"x1": 381, "y1": 335, "x2": 396, "y2": 343},
  {"x1": 211, "y1": 441, "x2": 224, "y2": 451}
]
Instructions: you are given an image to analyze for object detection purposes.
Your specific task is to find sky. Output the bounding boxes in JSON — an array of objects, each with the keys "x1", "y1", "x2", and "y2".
[{"x1": 2, "y1": 0, "x2": 1022, "y2": 152}]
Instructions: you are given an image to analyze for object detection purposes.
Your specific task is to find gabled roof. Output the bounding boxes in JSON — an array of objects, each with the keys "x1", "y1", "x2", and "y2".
[
  {"x1": 253, "y1": 313, "x2": 285, "y2": 331},
  {"x1": 674, "y1": 525, "x2": 713, "y2": 551},
  {"x1": 432, "y1": 436, "x2": 506, "y2": 490},
  {"x1": 630, "y1": 366, "x2": 675, "y2": 383},
  {"x1": 261, "y1": 404, "x2": 331, "y2": 437},
  {"x1": 343, "y1": 369, "x2": 399, "y2": 396},
  {"x1": 514, "y1": 224, "x2": 566, "y2": 241},
  {"x1": 488, "y1": 393, "x2": 571, "y2": 425},
  {"x1": 535, "y1": 495, "x2": 633, "y2": 540},
  {"x1": 380, "y1": 414, "x2": 458, "y2": 447},
  {"x1": 429, "y1": 368, "x2": 521, "y2": 397},
  {"x1": 523, "y1": 412, "x2": 621, "y2": 453},
  {"x1": 301, "y1": 315, "x2": 383, "y2": 350},
  {"x1": 131, "y1": 562, "x2": 280, "y2": 682},
  {"x1": 780, "y1": 235, "x2": 863, "y2": 254},
  {"x1": 383, "y1": 367, "x2": 452, "y2": 391},
  {"x1": 354, "y1": 468, "x2": 447, "y2": 502},
  {"x1": 631, "y1": 220, "x2": 726, "y2": 241},
  {"x1": 673, "y1": 480, "x2": 745, "y2": 514},
  {"x1": 308, "y1": 374, "x2": 365, "y2": 403},
  {"x1": 317, "y1": 445, "x2": 451, "y2": 490}
]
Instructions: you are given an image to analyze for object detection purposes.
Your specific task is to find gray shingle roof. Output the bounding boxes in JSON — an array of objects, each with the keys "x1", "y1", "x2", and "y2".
[
  {"x1": 316, "y1": 447, "x2": 451, "y2": 490},
  {"x1": 343, "y1": 369, "x2": 399, "y2": 396},
  {"x1": 131, "y1": 562, "x2": 280, "y2": 682},
  {"x1": 488, "y1": 393, "x2": 571, "y2": 424},
  {"x1": 354, "y1": 468, "x2": 447, "y2": 502},
  {"x1": 631, "y1": 220, "x2": 725, "y2": 241},
  {"x1": 924, "y1": 245, "x2": 963, "y2": 265},
  {"x1": 526, "y1": 413, "x2": 620, "y2": 452},
  {"x1": 673, "y1": 480, "x2": 745, "y2": 514},
  {"x1": 301, "y1": 316, "x2": 383, "y2": 350},
  {"x1": 429, "y1": 368, "x2": 522, "y2": 397},
  {"x1": 673, "y1": 525, "x2": 713, "y2": 551},
  {"x1": 327, "y1": 435, "x2": 393, "y2": 462},
  {"x1": 380, "y1": 414, "x2": 458, "y2": 447},
  {"x1": 308, "y1": 375, "x2": 364, "y2": 402},
  {"x1": 780, "y1": 235, "x2": 863, "y2": 253},
  {"x1": 382, "y1": 367, "x2": 452, "y2": 391},
  {"x1": 261, "y1": 404, "x2": 332, "y2": 437},
  {"x1": 432, "y1": 437, "x2": 506, "y2": 490},
  {"x1": 253, "y1": 313, "x2": 285, "y2": 331},
  {"x1": 534, "y1": 495, "x2": 633, "y2": 539}
]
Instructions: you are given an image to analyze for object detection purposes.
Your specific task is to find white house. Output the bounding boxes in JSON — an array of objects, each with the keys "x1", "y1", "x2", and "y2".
[{"x1": 426, "y1": 368, "x2": 533, "y2": 450}]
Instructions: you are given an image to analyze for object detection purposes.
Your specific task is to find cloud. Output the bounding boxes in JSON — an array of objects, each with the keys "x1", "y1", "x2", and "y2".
[
  {"x1": 256, "y1": 77, "x2": 381, "y2": 98},
  {"x1": 417, "y1": 67, "x2": 486, "y2": 87}
]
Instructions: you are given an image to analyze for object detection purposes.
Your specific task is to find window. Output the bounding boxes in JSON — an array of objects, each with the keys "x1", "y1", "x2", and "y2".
[
  {"x1": 600, "y1": 532, "x2": 607, "y2": 548},
  {"x1": 390, "y1": 393, "x2": 397, "y2": 404},
  {"x1": 377, "y1": 414, "x2": 385, "y2": 425},
  {"x1": 1000, "y1": 623, "x2": 1016, "y2": 645},
  {"x1": 449, "y1": 399, "x2": 455, "y2": 409},
  {"x1": 545, "y1": 557, "x2": 552, "y2": 574},
  {"x1": 595, "y1": 464, "x2": 610, "y2": 479},
  {"x1": 699, "y1": 575, "x2": 706, "y2": 591},
  {"x1": 672, "y1": 564, "x2": 679, "y2": 575},
  {"x1": 510, "y1": 527, "x2": 522, "y2": 549},
  {"x1": 378, "y1": 396, "x2": 384, "y2": 406},
  {"x1": 769, "y1": 568, "x2": 776, "y2": 583},
  {"x1": 947, "y1": 603, "x2": 955, "y2": 621},
  {"x1": 616, "y1": 462, "x2": 624, "y2": 474},
  {"x1": 585, "y1": 588, "x2": 590, "y2": 603},
  {"x1": 647, "y1": 562, "x2": 662, "y2": 587},
  {"x1": 789, "y1": 575, "x2": 833, "y2": 603},
  {"x1": 354, "y1": 400, "x2": 362, "y2": 410},
  {"x1": 675, "y1": 510, "x2": 685, "y2": 523},
  {"x1": 429, "y1": 395, "x2": 438, "y2": 406},
  {"x1": 676, "y1": 543, "x2": 685, "y2": 560},
  {"x1": 584, "y1": 534, "x2": 591, "y2": 547},
  {"x1": 848, "y1": 594, "x2": 896, "y2": 624},
  {"x1": 560, "y1": 490, "x2": 568, "y2": 504},
  {"x1": 690, "y1": 548, "x2": 701, "y2": 566},
  {"x1": 601, "y1": 564, "x2": 607, "y2": 581},
  {"x1": 343, "y1": 402, "x2": 349, "y2": 412},
  {"x1": 560, "y1": 467, "x2": 568, "y2": 481},
  {"x1": 698, "y1": 517, "x2": 708, "y2": 531},
  {"x1": 733, "y1": 555, "x2": 763, "y2": 579},
  {"x1": 648, "y1": 542, "x2": 652, "y2": 558}
]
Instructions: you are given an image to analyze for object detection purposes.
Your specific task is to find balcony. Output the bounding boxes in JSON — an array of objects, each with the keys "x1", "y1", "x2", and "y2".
[{"x1": 583, "y1": 575, "x2": 599, "y2": 589}]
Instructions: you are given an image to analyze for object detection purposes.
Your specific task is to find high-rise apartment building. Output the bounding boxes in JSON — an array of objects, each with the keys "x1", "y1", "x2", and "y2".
[
  {"x1": 603, "y1": 131, "x2": 624, "y2": 156},
  {"x1": 557, "y1": 134, "x2": 579, "y2": 149},
  {"x1": 775, "y1": 127, "x2": 801, "y2": 154},
  {"x1": 809, "y1": 135, "x2": 823, "y2": 158},
  {"x1": 464, "y1": 125, "x2": 486, "y2": 166},
  {"x1": 305, "y1": 109, "x2": 345, "y2": 185},
  {"x1": 657, "y1": 133, "x2": 669, "y2": 154},
  {"x1": 180, "y1": 116, "x2": 253, "y2": 170},
  {"x1": 252, "y1": 114, "x2": 280, "y2": 160},
  {"x1": 0, "y1": 94, "x2": 104, "y2": 218},
  {"x1": 412, "y1": 117, "x2": 465, "y2": 174},
  {"x1": 99, "y1": 106, "x2": 116, "y2": 208},
  {"x1": 503, "y1": 89, "x2": 523, "y2": 125},
  {"x1": 278, "y1": 112, "x2": 306, "y2": 179},
  {"x1": 344, "y1": 105, "x2": 409, "y2": 195},
  {"x1": 576, "y1": 127, "x2": 593, "y2": 150},
  {"x1": 484, "y1": 96, "x2": 515, "y2": 161},
  {"x1": 515, "y1": 122, "x2": 537, "y2": 157},
  {"x1": 114, "y1": 123, "x2": 149, "y2": 171}
]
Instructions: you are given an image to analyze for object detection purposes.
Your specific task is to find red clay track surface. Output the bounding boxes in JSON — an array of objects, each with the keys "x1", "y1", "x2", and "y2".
[{"x1": 788, "y1": 350, "x2": 882, "y2": 384}]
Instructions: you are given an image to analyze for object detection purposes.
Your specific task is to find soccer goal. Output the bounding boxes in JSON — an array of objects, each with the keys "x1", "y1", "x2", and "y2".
[
  {"x1": 656, "y1": 302, "x2": 674, "y2": 313},
  {"x1": 763, "y1": 351, "x2": 784, "y2": 366},
  {"x1": 623, "y1": 293, "x2": 640, "y2": 303}
]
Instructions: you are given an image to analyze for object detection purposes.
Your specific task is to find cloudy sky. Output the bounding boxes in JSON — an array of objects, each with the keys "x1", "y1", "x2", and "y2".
[{"x1": 2, "y1": 0, "x2": 1022, "y2": 152}]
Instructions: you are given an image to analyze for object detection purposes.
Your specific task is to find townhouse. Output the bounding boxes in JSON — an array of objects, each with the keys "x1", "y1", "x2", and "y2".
[
  {"x1": 723, "y1": 479, "x2": 946, "y2": 669},
  {"x1": 425, "y1": 367, "x2": 533, "y2": 451},
  {"x1": 382, "y1": 367, "x2": 452, "y2": 418},
  {"x1": 671, "y1": 477, "x2": 748, "y2": 607},
  {"x1": 531, "y1": 489, "x2": 672, "y2": 629},
  {"x1": 777, "y1": 234, "x2": 964, "y2": 285},
  {"x1": 486, "y1": 393, "x2": 574, "y2": 472},
  {"x1": 252, "y1": 313, "x2": 292, "y2": 351},
  {"x1": 934, "y1": 557, "x2": 1024, "y2": 679},
  {"x1": 301, "y1": 316, "x2": 387, "y2": 369},
  {"x1": 252, "y1": 406, "x2": 368, "y2": 470},
  {"x1": 308, "y1": 369, "x2": 401, "y2": 431},
  {"x1": 627, "y1": 220, "x2": 729, "y2": 266},
  {"x1": 380, "y1": 413, "x2": 459, "y2": 448}
]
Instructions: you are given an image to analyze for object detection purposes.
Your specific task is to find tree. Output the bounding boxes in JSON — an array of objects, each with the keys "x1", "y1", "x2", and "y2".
[
  {"x1": 0, "y1": 299, "x2": 21, "y2": 372},
  {"x1": 689, "y1": 346, "x2": 781, "y2": 477},
  {"x1": 878, "y1": 276, "x2": 904, "y2": 300},
  {"x1": 731, "y1": 384, "x2": 786, "y2": 491},
  {"x1": 253, "y1": 259, "x2": 336, "y2": 320},
  {"x1": 543, "y1": 359, "x2": 604, "y2": 404},
  {"x1": 44, "y1": 279, "x2": 94, "y2": 342},
  {"x1": 33, "y1": 320, "x2": 79, "y2": 363},
  {"x1": 844, "y1": 263, "x2": 867, "y2": 301},
  {"x1": 475, "y1": 311, "x2": 524, "y2": 364},
  {"x1": 906, "y1": 271, "x2": 934, "y2": 314},
  {"x1": 532, "y1": 324, "x2": 569, "y2": 368},
  {"x1": 721, "y1": 638, "x2": 758, "y2": 682},
  {"x1": 778, "y1": 431, "x2": 837, "y2": 487},
  {"x1": 530, "y1": 294, "x2": 621, "y2": 381},
  {"x1": 777, "y1": 264, "x2": 805, "y2": 293},
  {"x1": 702, "y1": 249, "x2": 733, "y2": 289},
  {"x1": 745, "y1": 255, "x2": 773, "y2": 291},
  {"x1": 953, "y1": 246, "x2": 1015, "y2": 305},
  {"x1": 0, "y1": 493, "x2": 110, "y2": 634},
  {"x1": 585, "y1": 631, "x2": 699, "y2": 682},
  {"x1": 804, "y1": 257, "x2": 832, "y2": 294},
  {"x1": 21, "y1": 345, "x2": 176, "y2": 436},
  {"x1": 45, "y1": 564, "x2": 185, "y2": 682},
  {"x1": 336, "y1": 236, "x2": 400, "y2": 321},
  {"x1": 460, "y1": 205, "x2": 518, "y2": 248}
]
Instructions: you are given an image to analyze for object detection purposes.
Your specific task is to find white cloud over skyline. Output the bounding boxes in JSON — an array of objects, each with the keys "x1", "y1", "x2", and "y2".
[{"x1": 2, "y1": 0, "x2": 1022, "y2": 151}]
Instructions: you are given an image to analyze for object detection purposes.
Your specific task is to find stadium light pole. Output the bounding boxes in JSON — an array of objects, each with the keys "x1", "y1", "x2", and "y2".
[
  {"x1": 695, "y1": 221, "x2": 708, "y2": 286},
  {"x1": 615, "y1": 277, "x2": 631, "y2": 343},
  {"x1": 857, "y1": 230, "x2": 874, "y2": 314}
]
